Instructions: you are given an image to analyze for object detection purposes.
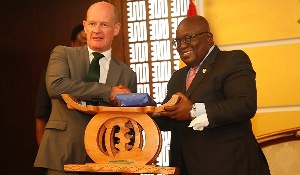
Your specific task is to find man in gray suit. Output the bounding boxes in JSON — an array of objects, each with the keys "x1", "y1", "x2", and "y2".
[
  {"x1": 35, "y1": 24, "x2": 87, "y2": 146},
  {"x1": 34, "y1": 2, "x2": 137, "y2": 175}
]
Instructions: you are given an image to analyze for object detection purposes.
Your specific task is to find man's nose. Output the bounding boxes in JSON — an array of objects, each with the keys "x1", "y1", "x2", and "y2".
[
  {"x1": 179, "y1": 41, "x2": 188, "y2": 49},
  {"x1": 93, "y1": 24, "x2": 102, "y2": 33}
]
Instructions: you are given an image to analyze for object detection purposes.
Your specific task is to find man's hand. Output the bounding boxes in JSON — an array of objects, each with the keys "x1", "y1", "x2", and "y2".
[
  {"x1": 158, "y1": 92, "x2": 193, "y2": 121},
  {"x1": 109, "y1": 84, "x2": 131, "y2": 106}
]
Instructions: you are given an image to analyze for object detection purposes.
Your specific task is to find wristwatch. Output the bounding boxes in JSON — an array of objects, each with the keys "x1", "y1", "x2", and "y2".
[{"x1": 189, "y1": 104, "x2": 197, "y2": 119}]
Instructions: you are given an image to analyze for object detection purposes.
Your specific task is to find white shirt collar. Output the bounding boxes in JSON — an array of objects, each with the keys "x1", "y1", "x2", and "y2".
[
  {"x1": 87, "y1": 46, "x2": 112, "y2": 62},
  {"x1": 201, "y1": 45, "x2": 215, "y2": 65},
  {"x1": 192, "y1": 45, "x2": 215, "y2": 72}
]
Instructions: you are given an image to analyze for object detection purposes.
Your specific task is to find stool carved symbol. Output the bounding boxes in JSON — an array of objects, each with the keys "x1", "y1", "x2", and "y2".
[{"x1": 61, "y1": 94, "x2": 179, "y2": 174}]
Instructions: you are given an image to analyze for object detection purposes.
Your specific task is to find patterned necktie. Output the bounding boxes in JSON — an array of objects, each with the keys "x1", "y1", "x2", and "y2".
[
  {"x1": 186, "y1": 66, "x2": 198, "y2": 90},
  {"x1": 86, "y1": 52, "x2": 104, "y2": 82}
]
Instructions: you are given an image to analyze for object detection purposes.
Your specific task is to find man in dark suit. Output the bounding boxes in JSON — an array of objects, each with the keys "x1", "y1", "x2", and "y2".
[
  {"x1": 34, "y1": 2, "x2": 137, "y2": 175},
  {"x1": 154, "y1": 15, "x2": 270, "y2": 175}
]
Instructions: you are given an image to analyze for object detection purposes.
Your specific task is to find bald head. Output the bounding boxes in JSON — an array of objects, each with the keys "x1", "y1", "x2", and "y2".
[
  {"x1": 86, "y1": 2, "x2": 119, "y2": 23},
  {"x1": 178, "y1": 15, "x2": 210, "y2": 34}
]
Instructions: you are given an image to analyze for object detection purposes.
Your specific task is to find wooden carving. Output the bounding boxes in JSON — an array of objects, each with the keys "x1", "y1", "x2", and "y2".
[{"x1": 61, "y1": 94, "x2": 179, "y2": 174}]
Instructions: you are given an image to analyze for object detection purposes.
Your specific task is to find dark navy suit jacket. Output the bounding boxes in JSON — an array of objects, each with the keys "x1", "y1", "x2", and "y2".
[{"x1": 155, "y1": 46, "x2": 270, "y2": 175}]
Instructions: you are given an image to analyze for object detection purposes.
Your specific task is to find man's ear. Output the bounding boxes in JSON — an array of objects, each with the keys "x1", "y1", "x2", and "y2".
[
  {"x1": 114, "y1": 22, "x2": 121, "y2": 36},
  {"x1": 83, "y1": 21, "x2": 87, "y2": 34},
  {"x1": 207, "y1": 32, "x2": 213, "y2": 43}
]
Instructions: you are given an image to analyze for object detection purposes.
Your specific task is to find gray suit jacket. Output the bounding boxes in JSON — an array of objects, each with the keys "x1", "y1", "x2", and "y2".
[{"x1": 34, "y1": 45, "x2": 137, "y2": 171}]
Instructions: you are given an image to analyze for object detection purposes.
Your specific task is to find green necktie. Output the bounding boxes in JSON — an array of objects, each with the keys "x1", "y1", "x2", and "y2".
[{"x1": 86, "y1": 52, "x2": 104, "y2": 82}]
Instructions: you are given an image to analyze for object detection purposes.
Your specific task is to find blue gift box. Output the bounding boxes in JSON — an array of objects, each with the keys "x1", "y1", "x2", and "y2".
[{"x1": 115, "y1": 93, "x2": 157, "y2": 107}]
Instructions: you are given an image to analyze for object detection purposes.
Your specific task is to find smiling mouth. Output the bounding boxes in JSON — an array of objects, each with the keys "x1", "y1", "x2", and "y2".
[
  {"x1": 92, "y1": 36, "x2": 103, "y2": 40},
  {"x1": 182, "y1": 50, "x2": 192, "y2": 56}
]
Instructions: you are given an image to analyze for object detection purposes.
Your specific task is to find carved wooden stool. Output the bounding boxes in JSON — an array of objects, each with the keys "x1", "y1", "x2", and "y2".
[{"x1": 61, "y1": 94, "x2": 179, "y2": 174}]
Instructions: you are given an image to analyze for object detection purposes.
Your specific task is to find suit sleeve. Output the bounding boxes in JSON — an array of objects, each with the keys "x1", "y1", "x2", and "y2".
[
  {"x1": 46, "y1": 46, "x2": 112, "y2": 102},
  {"x1": 205, "y1": 50, "x2": 257, "y2": 128}
]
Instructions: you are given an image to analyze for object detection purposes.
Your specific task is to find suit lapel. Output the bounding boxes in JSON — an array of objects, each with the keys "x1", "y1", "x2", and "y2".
[
  {"x1": 185, "y1": 46, "x2": 220, "y2": 98},
  {"x1": 106, "y1": 55, "x2": 122, "y2": 86},
  {"x1": 179, "y1": 67, "x2": 190, "y2": 93},
  {"x1": 75, "y1": 46, "x2": 90, "y2": 80}
]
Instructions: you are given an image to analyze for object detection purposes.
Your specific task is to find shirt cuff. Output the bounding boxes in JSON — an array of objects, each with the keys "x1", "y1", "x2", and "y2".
[
  {"x1": 195, "y1": 103, "x2": 206, "y2": 116},
  {"x1": 188, "y1": 113, "x2": 209, "y2": 131},
  {"x1": 188, "y1": 103, "x2": 209, "y2": 131}
]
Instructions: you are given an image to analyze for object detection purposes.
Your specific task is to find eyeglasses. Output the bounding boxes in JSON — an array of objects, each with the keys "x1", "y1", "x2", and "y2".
[{"x1": 172, "y1": 31, "x2": 210, "y2": 48}]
